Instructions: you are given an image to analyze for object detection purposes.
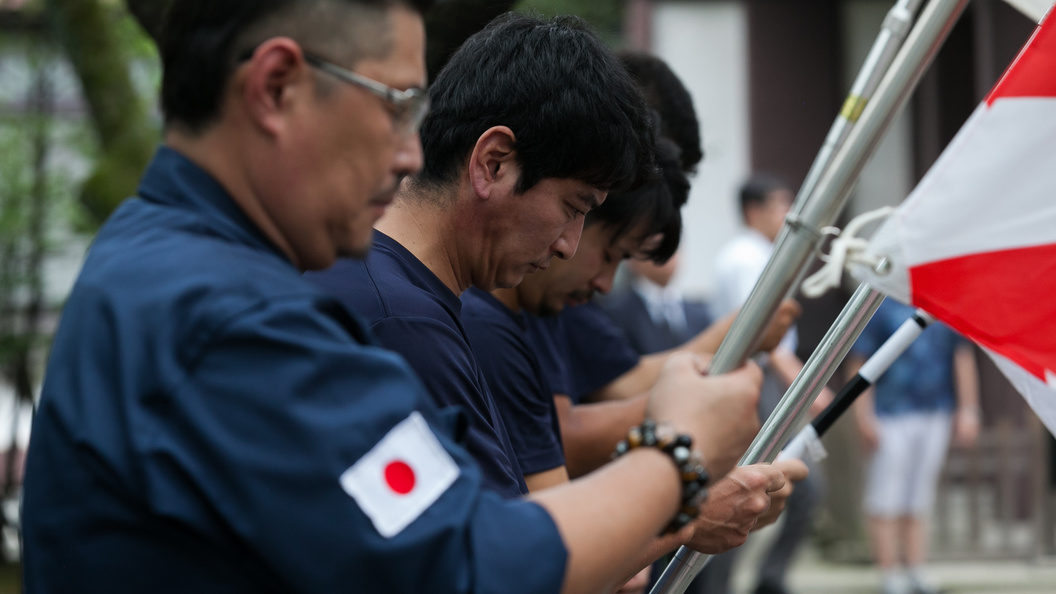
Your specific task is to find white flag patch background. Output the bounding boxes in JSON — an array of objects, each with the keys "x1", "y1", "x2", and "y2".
[
  {"x1": 854, "y1": 13, "x2": 1056, "y2": 433},
  {"x1": 340, "y1": 411, "x2": 459, "y2": 538}
]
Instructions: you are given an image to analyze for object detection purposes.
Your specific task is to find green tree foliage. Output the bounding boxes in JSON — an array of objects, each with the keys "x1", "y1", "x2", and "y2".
[
  {"x1": 0, "y1": 50, "x2": 86, "y2": 411},
  {"x1": 515, "y1": 0, "x2": 625, "y2": 45}
]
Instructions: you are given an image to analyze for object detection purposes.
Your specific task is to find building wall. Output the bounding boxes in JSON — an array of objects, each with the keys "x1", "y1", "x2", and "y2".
[{"x1": 651, "y1": 1, "x2": 751, "y2": 299}]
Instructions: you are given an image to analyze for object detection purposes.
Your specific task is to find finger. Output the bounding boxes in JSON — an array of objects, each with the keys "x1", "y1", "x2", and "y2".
[
  {"x1": 737, "y1": 463, "x2": 785, "y2": 493},
  {"x1": 770, "y1": 479, "x2": 794, "y2": 501},
  {"x1": 725, "y1": 360, "x2": 763, "y2": 388},
  {"x1": 691, "y1": 353, "x2": 710, "y2": 376},
  {"x1": 772, "y1": 458, "x2": 809, "y2": 484},
  {"x1": 780, "y1": 299, "x2": 803, "y2": 318},
  {"x1": 664, "y1": 351, "x2": 704, "y2": 375}
]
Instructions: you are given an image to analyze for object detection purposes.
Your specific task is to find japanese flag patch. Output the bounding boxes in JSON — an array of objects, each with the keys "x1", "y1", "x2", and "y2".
[{"x1": 340, "y1": 411, "x2": 460, "y2": 538}]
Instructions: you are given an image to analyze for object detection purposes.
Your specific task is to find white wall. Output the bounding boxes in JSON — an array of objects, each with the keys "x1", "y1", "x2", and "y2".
[{"x1": 651, "y1": 1, "x2": 750, "y2": 299}]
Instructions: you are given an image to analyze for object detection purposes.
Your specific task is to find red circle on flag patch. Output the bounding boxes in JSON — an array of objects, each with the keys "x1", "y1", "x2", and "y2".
[{"x1": 384, "y1": 461, "x2": 416, "y2": 495}]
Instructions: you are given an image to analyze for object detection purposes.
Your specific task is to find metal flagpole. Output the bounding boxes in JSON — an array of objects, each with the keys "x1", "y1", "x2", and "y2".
[
  {"x1": 795, "y1": 0, "x2": 925, "y2": 220},
  {"x1": 708, "y1": 0, "x2": 968, "y2": 379},
  {"x1": 650, "y1": 0, "x2": 972, "y2": 590},
  {"x1": 781, "y1": 307, "x2": 933, "y2": 461},
  {"x1": 736, "y1": 285, "x2": 884, "y2": 465},
  {"x1": 651, "y1": 285, "x2": 884, "y2": 594}
]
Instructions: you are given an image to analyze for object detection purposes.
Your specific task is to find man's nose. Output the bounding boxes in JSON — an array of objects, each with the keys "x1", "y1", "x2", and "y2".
[
  {"x1": 394, "y1": 132, "x2": 424, "y2": 177},
  {"x1": 551, "y1": 217, "x2": 584, "y2": 261}
]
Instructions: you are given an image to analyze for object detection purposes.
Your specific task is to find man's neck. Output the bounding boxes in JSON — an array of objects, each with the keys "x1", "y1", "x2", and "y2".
[
  {"x1": 491, "y1": 287, "x2": 522, "y2": 312},
  {"x1": 165, "y1": 128, "x2": 301, "y2": 269},
  {"x1": 746, "y1": 223, "x2": 775, "y2": 244},
  {"x1": 375, "y1": 191, "x2": 466, "y2": 295}
]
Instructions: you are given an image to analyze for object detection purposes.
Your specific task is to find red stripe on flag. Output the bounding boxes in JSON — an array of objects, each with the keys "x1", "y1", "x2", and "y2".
[
  {"x1": 987, "y1": 14, "x2": 1056, "y2": 105},
  {"x1": 910, "y1": 243, "x2": 1056, "y2": 382}
]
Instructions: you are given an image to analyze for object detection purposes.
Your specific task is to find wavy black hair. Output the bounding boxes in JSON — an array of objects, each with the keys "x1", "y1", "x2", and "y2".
[
  {"x1": 739, "y1": 172, "x2": 791, "y2": 220},
  {"x1": 586, "y1": 135, "x2": 689, "y2": 263},
  {"x1": 415, "y1": 13, "x2": 657, "y2": 195},
  {"x1": 619, "y1": 51, "x2": 703, "y2": 174}
]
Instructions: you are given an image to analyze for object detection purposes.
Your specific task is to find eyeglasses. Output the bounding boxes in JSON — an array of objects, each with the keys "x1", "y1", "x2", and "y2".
[{"x1": 303, "y1": 52, "x2": 430, "y2": 136}]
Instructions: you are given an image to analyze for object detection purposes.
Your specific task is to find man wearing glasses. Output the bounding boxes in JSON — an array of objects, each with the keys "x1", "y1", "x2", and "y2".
[{"x1": 22, "y1": 2, "x2": 763, "y2": 593}]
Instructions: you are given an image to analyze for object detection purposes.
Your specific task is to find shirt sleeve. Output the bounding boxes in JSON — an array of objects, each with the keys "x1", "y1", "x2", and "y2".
[
  {"x1": 140, "y1": 299, "x2": 566, "y2": 593},
  {"x1": 464, "y1": 313, "x2": 566, "y2": 476},
  {"x1": 369, "y1": 314, "x2": 529, "y2": 498},
  {"x1": 527, "y1": 315, "x2": 577, "y2": 398}
]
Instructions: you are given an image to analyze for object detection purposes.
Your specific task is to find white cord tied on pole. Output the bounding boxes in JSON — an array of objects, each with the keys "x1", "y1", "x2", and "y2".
[{"x1": 801, "y1": 206, "x2": 895, "y2": 298}]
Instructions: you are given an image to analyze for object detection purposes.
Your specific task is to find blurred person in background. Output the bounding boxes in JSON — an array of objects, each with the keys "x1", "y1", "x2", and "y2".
[
  {"x1": 597, "y1": 250, "x2": 713, "y2": 356},
  {"x1": 848, "y1": 298, "x2": 980, "y2": 594},
  {"x1": 700, "y1": 173, "x2": 833, "y2": 594}
]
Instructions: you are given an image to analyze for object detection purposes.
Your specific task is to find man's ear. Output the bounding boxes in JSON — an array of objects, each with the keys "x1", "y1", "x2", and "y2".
[
  {"x1": 241, "y1": 37, "x2": 311, "y2": 137},
  {"x1": 467, "y1": 126, "x2": 519, "y2": 200}
]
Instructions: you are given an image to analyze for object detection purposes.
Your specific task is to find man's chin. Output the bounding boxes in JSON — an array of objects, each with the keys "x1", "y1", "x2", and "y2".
[
  {"x1": 493, "y1": 272, "x2": 527, "y2": 291},
  {"x1": 535, "y1": 302, "x2": 565, "y2": 318},
  {"x1": 338, "y1": 239, "x2": 374, "y2": 261}
]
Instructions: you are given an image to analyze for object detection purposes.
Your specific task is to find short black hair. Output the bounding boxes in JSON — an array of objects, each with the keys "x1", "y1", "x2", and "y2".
[
  {"x1": 619, "y1": 51, "x2": 702, "y2": 174},
  {"x1": 159, "y1": 0, "x2": 432, "y2": 132},
  {"x1": 415, "y1": 13, "x2": 657, "y2": 195},
  {"x1": 587, "y1": 135, "x2": 689, "y2": 263},
  {"x1": 739, "y1": 172, "x2": 791, "y2": 219}
]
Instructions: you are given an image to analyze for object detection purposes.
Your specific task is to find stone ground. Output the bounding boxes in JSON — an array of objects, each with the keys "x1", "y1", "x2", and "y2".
[{"x1": 726, "y1": 525, "x2": 1056, "y2": 594}]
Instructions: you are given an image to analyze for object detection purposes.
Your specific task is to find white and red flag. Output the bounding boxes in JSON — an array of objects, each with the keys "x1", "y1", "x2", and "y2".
[
  {"x1": 340, "y1": 411, "x2": 460, "y2": 538},
  {"x1": 853, "y1": 11, "x2": 1056, "y2": 432}
]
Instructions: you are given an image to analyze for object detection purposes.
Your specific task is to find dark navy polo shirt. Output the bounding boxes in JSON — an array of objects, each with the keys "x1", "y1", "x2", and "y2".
[
  {"x1": 526, "y1": 304, "x2": 641, "y2": 404},
  {"x1": 22, "y1": 147, "x2": 566, "y2": 593},
  {"x1": 462, "y1": 288, "x2": 566, "y2": 476},
  {"x1": 561, "y1": 303, "x2": 642, "y2": 400},
  {"x1": 525, "y1": 313, "x2": 576, "y2": 400},
  {"x1": 306, "y1": 232, "x2": 529, "y2": 498}
]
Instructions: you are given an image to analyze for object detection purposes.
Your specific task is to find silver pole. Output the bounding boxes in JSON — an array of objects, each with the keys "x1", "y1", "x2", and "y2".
[
  {"x1": 795, "y1": 0, "x2": 924, "y2": 216},
  {"x1": 652, "y1": 0, "x2": 971, "y2": 591},
  {"x1": 709, "y1": 0, "x2": 968, "y2": 378},
  {"x1": 650, "y1": 285, "x2": 884, "y2": 593},
  {"x1": 739, "y1": 285, "x2": 884, "y2": 465}
]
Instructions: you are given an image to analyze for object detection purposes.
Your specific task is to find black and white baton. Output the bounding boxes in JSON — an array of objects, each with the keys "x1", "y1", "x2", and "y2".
[{"x1": 780, "y1": 309, "x2": 934, "y2": 462}]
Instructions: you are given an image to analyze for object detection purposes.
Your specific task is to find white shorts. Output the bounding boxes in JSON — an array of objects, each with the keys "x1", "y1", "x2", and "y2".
[{"x1": 863, "y1": 411, "x2": 952, "y2": 517}]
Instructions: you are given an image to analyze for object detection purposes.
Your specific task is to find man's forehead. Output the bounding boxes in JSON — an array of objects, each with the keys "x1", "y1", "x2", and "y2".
[
  {"x1": 591, "y1": 222, "x2": 648, "y2": 253},
  {"x1": 554, "y1": 179, "x2": 606, "y2": 208},
  {"x1": 355, "y1": 6, "x2": 427, "y2": 87},
  {"x1": 766, "y1": 188, "x2": 794, "y2": 205}
]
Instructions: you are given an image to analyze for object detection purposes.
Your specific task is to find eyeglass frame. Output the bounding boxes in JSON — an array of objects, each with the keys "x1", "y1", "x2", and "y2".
[{"x1": 301, "y1": 52, "x2": 430, "y2": 136}]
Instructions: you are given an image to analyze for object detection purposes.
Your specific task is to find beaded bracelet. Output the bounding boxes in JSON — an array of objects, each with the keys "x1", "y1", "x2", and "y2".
[{"x1": 612, "y1": 419, "x2": 710, "y2": 531}]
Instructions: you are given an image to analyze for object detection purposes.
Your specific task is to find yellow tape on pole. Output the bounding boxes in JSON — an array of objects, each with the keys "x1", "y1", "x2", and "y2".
[{"x1": 840, "y1": 95, "x2": 869, "y2": 122}]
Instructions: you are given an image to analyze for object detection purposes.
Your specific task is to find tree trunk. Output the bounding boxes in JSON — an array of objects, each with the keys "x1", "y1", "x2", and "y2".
[{"x1": 46, "y1": 0, "x2": 156, "y2": 223}]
